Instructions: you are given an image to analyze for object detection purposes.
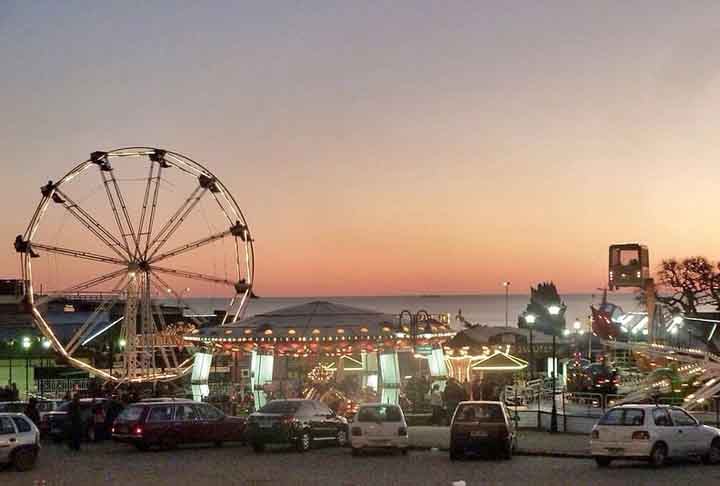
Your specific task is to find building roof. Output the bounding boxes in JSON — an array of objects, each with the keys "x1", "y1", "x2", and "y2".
[
  {"x1": 446, "y1": 325, "x2": 556, "y2": 349},
  {"x1": 186, "y1": 301, "x2": 455, "y2": 354}
]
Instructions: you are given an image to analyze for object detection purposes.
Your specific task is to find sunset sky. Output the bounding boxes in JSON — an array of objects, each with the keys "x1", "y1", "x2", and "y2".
[{"x1": 2, "y1": 2, "x2": 720, "y2": 297}]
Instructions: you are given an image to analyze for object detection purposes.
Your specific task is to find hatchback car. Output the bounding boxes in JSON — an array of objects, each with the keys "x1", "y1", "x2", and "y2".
[
  {"x1": 591, "y1": 404, "x2": 720, "y2": 467},
  {"x1": 449, "y1": 401, "x2": 516, "y2": 460},
  {"x1": 350, "y1": 403, "x2": 408, "y2": 456},
  {"x1": 112, "y1": 400, "x2": 245, "y2": 451},
  {"x1": 0, "y1": 413, "x2": 40, "y2": 471},
  {"x1": 245, "y1": 399, "x2": 348, "y2": 453},
  {"x1": 46, "y1": 398, "x2": 113, "y2": 442}
]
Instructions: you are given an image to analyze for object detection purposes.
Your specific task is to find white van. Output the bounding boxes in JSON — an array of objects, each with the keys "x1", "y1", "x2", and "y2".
[{"x1": 350, "y1": 403, "x2": 409, "y2": 456}]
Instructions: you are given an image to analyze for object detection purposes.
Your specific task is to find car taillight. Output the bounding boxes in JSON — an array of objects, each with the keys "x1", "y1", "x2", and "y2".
[
  {"x1": 591, "y1": 430, "x2": 599, "y2": 440},
  {"x1": 133, "y1": 426, "x2": 143, "y2": 436},
  {"x1": 398, "y1": 427, "x2": 407, "y2": 437},
  {"x1": 632, "y1": 431, "x2": 650, "y2": 441},
  {"x1": 351, "y1": 427, "x2": 362, "y2": 437},
  {"x1": 111, "y1": 427, "x2": 115, "y2": 434}
]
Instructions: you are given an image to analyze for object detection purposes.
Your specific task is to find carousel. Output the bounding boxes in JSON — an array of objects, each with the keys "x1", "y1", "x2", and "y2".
[{"x1": 184, "y1": 301, "x2": 455, "y2": 408}]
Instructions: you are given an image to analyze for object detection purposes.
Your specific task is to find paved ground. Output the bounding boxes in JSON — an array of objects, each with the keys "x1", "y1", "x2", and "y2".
[{"x1": 3, "y1": 441, "x2": 720, "y2": 486}]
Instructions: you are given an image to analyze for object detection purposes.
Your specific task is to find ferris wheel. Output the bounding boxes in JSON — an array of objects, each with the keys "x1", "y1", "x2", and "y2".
[{"x1": 15, "y1": 147, "x2": 254, "y2": 383}]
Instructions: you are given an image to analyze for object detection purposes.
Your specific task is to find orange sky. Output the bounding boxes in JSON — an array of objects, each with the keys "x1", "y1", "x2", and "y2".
[{"x1": 2, "y1": 3, "x2": 720, "y2": 296}]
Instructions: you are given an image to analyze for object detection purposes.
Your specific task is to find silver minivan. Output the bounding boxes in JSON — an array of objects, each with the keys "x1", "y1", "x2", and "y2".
[{"x1": 0, "y1": 413, "x2": 40, "y2": 471}]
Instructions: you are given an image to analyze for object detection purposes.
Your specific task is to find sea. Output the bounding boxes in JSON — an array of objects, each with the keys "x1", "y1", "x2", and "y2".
[{"x1": 180, "y1": 293, "x2": 641, "y2": 330}]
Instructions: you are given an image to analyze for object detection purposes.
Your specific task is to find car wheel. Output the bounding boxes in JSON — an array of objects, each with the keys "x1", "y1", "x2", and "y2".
[
  {"x1": 702, "y1": 439, "x2": 720, "y2": 465},
  {"x1": 214, "y1": 441, "x2": 224, "y2": 448},
  {"x1": 649, "y1": 443, "x2": 668, "y2": 468},
  {"x1": 351, "y1": 447, "x2": 361, "y2": 457},
  {"x1": 449, "y1": 449, "x2": 462, "y2": 461},
  {"x1": 595, "y1": 456, "x2": 612, "y2": 468},
  {"x1": 401, "y1": 448, "x2": 408, "y2": 456},
  {"x1": 134, "y1": 443, "x2": 150, "y2": 452},
  {"x1": 336, "y1": 429, "x2": 348, "y2": 447},
  {"x1": 252, "y1": 442, "x2": 265, "y2": 453},
  {"x1": 296, "y1": 431, "x2": 311, "y2": 452},
  {"x1": 12, "y1": 448, "x2": 38, "y2": 472},
  {"x1": 503, "y1": 442, "x2": 513, "y2": 460}
]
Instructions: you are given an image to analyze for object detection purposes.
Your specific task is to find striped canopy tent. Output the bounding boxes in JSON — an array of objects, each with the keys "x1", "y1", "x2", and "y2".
[
  {"x1": 471, "y1": 351, "x2": 527, "y2": 372},
  {"x1": 184, "y1": 301, "x2": 454, "y2": 357}
]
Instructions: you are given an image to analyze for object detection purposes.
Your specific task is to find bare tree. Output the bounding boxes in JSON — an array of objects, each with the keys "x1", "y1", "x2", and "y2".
[{"x1": 653, "y1": 257, "x2": 719, "y2": 313}]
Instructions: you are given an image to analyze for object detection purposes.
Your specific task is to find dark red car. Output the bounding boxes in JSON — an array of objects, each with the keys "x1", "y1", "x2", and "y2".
[{"x1": 112, "y1": 399, "x2": 245, "y2": 451}]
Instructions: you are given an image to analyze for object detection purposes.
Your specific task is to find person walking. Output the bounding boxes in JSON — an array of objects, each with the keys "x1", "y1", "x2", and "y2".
[
  {"x1": 68, "y1": 396, "x2": 82, "y2": 451},
  {"x1": 24, "y1": 398, "x2": 41, "y2": 428},
  {"x1": 429, "y1": 385, "x2": 443, "y2": 425}
]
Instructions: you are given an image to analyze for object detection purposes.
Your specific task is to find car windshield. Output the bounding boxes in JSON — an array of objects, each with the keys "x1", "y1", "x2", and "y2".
[
  {"x1": 454, "y1": 403, "x2": 505, "y2": 423},
  {"x1": 599, "y1": 408, "x2": 645, "y2": 426},
  {"x1": 259, "y1": 401, "x2": 302, "y2": 414},
  {"x1": 357, "y1": 405, "x2": 402, "y2": 422},
  {"x1": 117, "y1": 406, "x2": 144, "y2": 422}
]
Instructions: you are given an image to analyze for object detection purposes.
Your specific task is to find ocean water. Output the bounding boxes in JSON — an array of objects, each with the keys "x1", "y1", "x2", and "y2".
[{"x1": 182, "y1": 293, "x2": 641, "y2": 330}]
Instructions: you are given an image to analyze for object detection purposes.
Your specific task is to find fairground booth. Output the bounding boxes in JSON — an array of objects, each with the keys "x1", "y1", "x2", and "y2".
[{"x1": 185, "y1": 301, "x2": 454, "y2": 409}]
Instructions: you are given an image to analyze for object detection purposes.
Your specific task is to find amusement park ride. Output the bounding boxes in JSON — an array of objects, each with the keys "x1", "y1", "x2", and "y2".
[
  {"x1": 14, "y1": 148, "x2": 254, "y2": 385},
  {"x1": 606, "y1": 243, "x2": 720, "y2": 409}
]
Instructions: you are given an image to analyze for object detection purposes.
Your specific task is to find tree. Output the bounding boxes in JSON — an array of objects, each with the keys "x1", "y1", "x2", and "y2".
[
  {"x1": 654, "y1": 257, "x2": 720, "y2": 313},
  {"x1": 518, "y1": 281, "x2": 566, "y2": 336}
]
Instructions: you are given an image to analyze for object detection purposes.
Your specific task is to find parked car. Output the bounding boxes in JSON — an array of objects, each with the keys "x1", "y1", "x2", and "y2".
[
  {"x1": 36, "y1": 400, "x2": 65, "y2": 436},
  {"x1": 449, "y1": 401, "x2": 516, "y2": 461},
  {"x1": 112, "y1": 399, "x2": 245, "y2": 451},
  {"x1": 0, "y1": 413, "x2": 40, "y2": 471},
  {"x1": 46, "y1": 398, "x2": 113, "y2": 442},
  {"x1": 245, "y1": 399, "x2": 348, "y2": 453},
  {"x1": 0, "y1": 402, "x2": 26, "y2": 414},
  {"x1": 591, "y1": 404, "x2": 720, "y2": 467},
  {"x1": 350, "y1": 403, "x2": 408, "y2": 456}
]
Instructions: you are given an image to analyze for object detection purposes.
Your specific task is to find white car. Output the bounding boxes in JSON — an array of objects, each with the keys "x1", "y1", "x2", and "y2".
[
  {"x1": 591, "y1": 404, "x2": 720, "y2": 467},
  {"x1": 350, "y1": 403, "x2": 409, "y2": 456},
  {"x1": 0, "y1": 413, "x2": 41, "y2": 471}
]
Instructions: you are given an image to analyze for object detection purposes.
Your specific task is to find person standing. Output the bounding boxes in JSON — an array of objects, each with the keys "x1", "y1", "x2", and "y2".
[
  {"x1": 68, "y1": 396, "x2": 82, "y2": 451},
  {"x1": 429, "y1": 385, "x2": 443, "y2": 425},
  {"x1": 24, "y1": 398, "x2": 40, "y2": 428}
]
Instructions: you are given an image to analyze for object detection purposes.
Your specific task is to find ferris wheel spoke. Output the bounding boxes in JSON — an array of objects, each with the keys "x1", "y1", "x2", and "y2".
[
  {"x1": 99, "y1": 168, "x2": 140, "y2": 258},
  {"x1": 35, "y1": 268, "x2": 127, "y2": 307},
  {"x1": 53, "y1": 188, "x2": 130, "y2": 261},
  {"x1": 149, "y1": 228, "x2": 234, "y2": 265},
  {"x1": 148, "y1": 272, "x2": 209, "y2": 328},
  {"x1": 136, "y1": 161, "x2": 156, "y2": 259},
  {"x1": 67, "y1": 277, "x2": 128, "y2": 354},
  {"x1": 30, "y1": 242, "x2": 127, "y2": 266},
  {"x1": 151, "y1": 264, "x2": 237, "y2": 287},
  {"x1": 146, "y1": 185, "x2": 206, "y2": 258},
  {"x1": 151, "y1": 299, "x2": 177, "y2": 370}
]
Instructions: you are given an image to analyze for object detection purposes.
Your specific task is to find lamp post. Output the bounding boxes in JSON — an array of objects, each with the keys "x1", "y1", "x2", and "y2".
[
  {"x1": 22, "y1": 336, "x2": 31, "y2": 399},
  {"x1": 524, "y1": 313, "x2": 536, "y2": 379},
  {"x1": 503, "y1": 282, "x2": 511, "y2": 328},
  {"x1": 548, "y1": 304, "x2": 562, "y2": 433}
]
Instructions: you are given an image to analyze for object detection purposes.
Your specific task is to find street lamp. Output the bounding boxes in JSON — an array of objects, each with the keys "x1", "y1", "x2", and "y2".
[
  {"x1": 118, "y1": 338, "x2": 127, "y2": 349},
  {"x1": 502, "y1": 282, "x2": 511, "y2": 328},
  {"x1": 22, "y1": 337, "x2": 31, "y2": 400},
  {"x1": 547, "y1": 304, "x2": 562, "y2": 434},
  {"x1": 397, "y1": 309, "x2": 431, "y2": 372},
  {"x1": 524, "y1": 313, "x2": 536, "y2": 379}
]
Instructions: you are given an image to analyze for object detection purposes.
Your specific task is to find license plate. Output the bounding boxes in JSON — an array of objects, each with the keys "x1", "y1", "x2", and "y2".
[
  {"x1": 260, "y1": 423, "x2": 272, "y2": 428},
  {"x1": 470, "y1": 431, "x2": 488, "y2": 438}
]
